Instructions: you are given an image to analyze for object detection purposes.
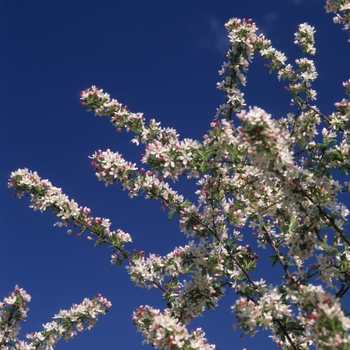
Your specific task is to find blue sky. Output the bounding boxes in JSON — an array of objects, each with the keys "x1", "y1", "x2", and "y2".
[{"x1": 1, "y1": 1, "x2": 350, "y2": 349}]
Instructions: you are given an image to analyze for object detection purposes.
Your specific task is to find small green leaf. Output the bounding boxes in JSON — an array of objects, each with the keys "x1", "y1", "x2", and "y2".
[
  {"x1": 269, "y1": 254, "x2": 279, "y2": 266},
  {"x1": 200, "y1": 162, "x2": 207, "y2": 173},
  {"x1": 168, "y1": 210, "x2": 175, "y2": 221},
  {"x1": 289, "y1": 213, "x2": 296, "y2": 232}
]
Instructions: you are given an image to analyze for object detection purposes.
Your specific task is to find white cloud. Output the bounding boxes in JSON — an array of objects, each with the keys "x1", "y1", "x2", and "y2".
[
  {"x1": 197, "y1": 17, "x2": 230, "y2": 53},
  {"x1": 257, "y1": 12, "x2": 280, "y2": 37}
]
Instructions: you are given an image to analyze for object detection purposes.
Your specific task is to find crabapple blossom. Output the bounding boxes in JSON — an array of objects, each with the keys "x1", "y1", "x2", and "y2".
[
  {"x1": 294, "y1": 23, "x2": 316, "y2": 55},
  {"x1": 326, "y1": 0, "x2": 350, "y2": 37},
  {"x1": 132, "y1": 305, "x2": 215, "y2": 350}
]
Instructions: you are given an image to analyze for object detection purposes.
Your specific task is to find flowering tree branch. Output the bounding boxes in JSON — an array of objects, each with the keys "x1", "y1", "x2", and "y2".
[
  {"x1": 6, "y1": 1, "x2": 350, "y2": 349},
  {"x1": 0, "y1": 286, "x2": 111, "y2": 349}
]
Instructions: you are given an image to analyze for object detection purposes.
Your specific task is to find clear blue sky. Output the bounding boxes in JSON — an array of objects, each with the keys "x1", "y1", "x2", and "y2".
[{"x1": 1, "y1": 1, "x2": 350, "y2": 349}]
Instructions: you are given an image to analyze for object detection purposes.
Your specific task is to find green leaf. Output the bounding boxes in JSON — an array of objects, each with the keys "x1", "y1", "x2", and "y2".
[
  {"x1": 168, "y1": 210, "x2": 175, "y2": 221},
  {"x1": 269, "y1": 254, "x2": 279, "y2": 266},
  {"x1": 288, "y1": 213, "x2": 296, "y2": 232},
  {"x1": 226, "y1": 144, "x2": 237, "y2": 158},
  {"x1": 279, "y1": 224, "x2": 289, "y2": 234},
  {"x1": 199, "y1": 161, "x2": 207, "y2": 173}
]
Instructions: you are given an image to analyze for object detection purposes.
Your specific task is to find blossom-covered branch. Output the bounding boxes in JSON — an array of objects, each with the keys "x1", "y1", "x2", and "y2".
[{"x1": 0, "y1": 286, "x2": 111, "y2": 350}]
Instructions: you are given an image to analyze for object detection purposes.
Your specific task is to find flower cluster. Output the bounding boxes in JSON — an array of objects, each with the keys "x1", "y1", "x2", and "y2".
[
  {"x1": 290, "y1": 284, "x2": 350, "y2": 350},
  {"x1": 326, "y1": 0, "x2": 350, "y2": 39},
  {"x1": 0, "y1": 286, "x2": 31, "y2": 348},
  {"x1": 90, "y1": 148, "x2": 138, "y2": 186},
  {"x1": 236, "y1": 106, "x2": 295, "y2": 171},
  {"x1": 0, "y1": 286, "x2": 111, "y2": 349},
  {"x1": 132, "y1": 305, "x2": 215, "y2": 349},
  {"x1": 294, "y1": 23, "x2": 316, "y2": 55},
  {"x1": 216, "y1": 18, "x2": 271, "y2": 117}
]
